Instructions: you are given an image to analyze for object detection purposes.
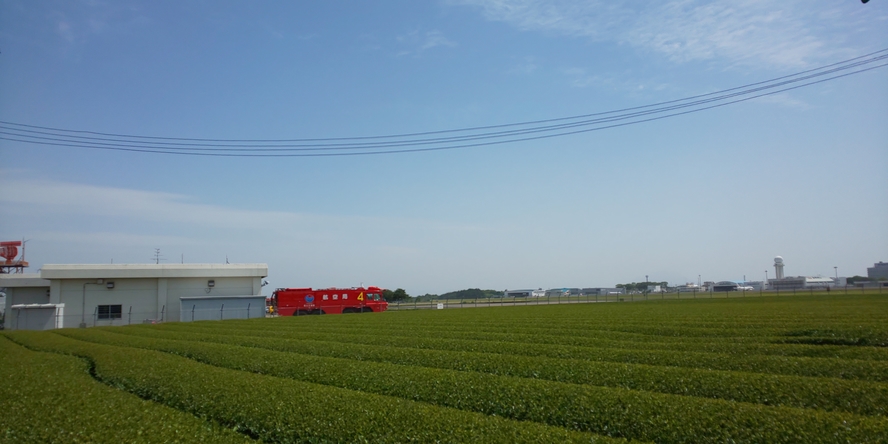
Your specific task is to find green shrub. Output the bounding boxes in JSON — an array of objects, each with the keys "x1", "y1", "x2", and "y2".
[
  {"x1": 47, "y1": 329, "x2": 888, "y2": 443},
  {"x1": 0, "y1": 336, "x2": 248, "y2": 443},
  {"x1": 138, "y1": 322, "x2": 888, "y2": 382},
  {"x1": 95, "y1": 326, "x2": 888, "y2": 416},
  {"x1": 5, "y1": 331, "x2": 613, "y2": 444}
]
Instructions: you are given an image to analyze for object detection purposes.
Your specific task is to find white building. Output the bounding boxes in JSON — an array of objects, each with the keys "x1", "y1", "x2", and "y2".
[
  {"x1": 674, "y1": 284, "x2": 702, "y2": 293},
  {"x1": 767, "y1": 276, "x2": 836, "y2": 291},
  {"x1": 1, "y1": 263, "x2": 267, "y2": 330},
  {"x1": 804, "y1": 277, "x2": 836, "y2": 289}
]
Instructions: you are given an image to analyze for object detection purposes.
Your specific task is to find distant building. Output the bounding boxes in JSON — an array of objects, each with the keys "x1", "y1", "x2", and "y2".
[
  {"x1": 767, "y1": 276, "x2": 836, "y2": 290},
  {"x1": 868, "y1": 261, "x2": 888, "y2": 280},
  {"x1": 712, "y1": 281, "x2": 739, "y2": 292},
  {"x1": 674, "y1": 284, "x2": 702, "y2": 293},
  {"x1": 584, "y1": 287, "x2": 624, "y2": 295},
  {"x1": 804, "y1": 277, "x2": 835, "y2": 289},
  {"x1": 542, "y1": 287, "x2": 623, "y2": 297},
  {"x1": 768, "y1": 277, "x2": 806, "y2": 291},
  {"x1": 505, "y1": 289, "x2": 546, "y2": 298},
  {"x1": 742, "y1": 281, "x2": 766, "y2": 291}
]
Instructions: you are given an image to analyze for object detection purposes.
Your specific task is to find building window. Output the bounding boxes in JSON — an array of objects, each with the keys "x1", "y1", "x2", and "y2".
[{"x1": 98, "y1": 304, "x2": 122, "y2": 320}]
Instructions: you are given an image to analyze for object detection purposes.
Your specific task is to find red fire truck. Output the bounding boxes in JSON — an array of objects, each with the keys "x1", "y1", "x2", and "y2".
[{"x1": 272, "y1": 286, "x2": 388, "y2": 315}]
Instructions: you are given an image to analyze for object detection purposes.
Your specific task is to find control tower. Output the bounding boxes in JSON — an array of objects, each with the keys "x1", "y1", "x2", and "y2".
[{"x1": 774, "y1": 256, "x2": 785, "y2": 280}]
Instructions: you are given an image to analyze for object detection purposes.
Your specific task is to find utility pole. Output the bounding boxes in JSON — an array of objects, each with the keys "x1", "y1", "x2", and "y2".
[{"x1": 152, "y1": 248, "x2": 165, "y2": 264}]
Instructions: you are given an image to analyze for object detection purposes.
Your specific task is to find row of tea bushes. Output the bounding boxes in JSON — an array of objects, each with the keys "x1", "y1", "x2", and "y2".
[
  {"x1": 96, "y1": 327, "x2": 888, "y2": 416},
  {"x1": 152, "y1": 319, "x2": 888, "y2": 361},
  {"x1": 131, "y1": 322, "x2": 888, "y2": 382},
  {"x1": 0, "y1": 337, "x2": 249, "y2": 443},
  {"x1": 5, "y1": 331, "x2": 615, "y2": 444},
  {"x1": 48, "y1": 329, "x2": 888, "y2": 443}
]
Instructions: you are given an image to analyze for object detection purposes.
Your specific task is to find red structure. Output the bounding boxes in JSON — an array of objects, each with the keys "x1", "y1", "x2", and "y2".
[
  {"x1": 272, "y1": 286, "x2": 388, "y2": 315},
  {"x1": 0, "y1": 240, "x2": 28, "y2": 274}
]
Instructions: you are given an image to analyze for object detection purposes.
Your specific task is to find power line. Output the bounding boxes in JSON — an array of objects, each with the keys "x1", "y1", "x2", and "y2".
[
  {"x1": 3, "y1": 53, "x2": 885, "y2": 152},
  {"x1": 5, "y1": 47, "x2": 887, "y2": 144},
  {"x1": 1, "y1": 49, "x2": 886, "y2": 157}
]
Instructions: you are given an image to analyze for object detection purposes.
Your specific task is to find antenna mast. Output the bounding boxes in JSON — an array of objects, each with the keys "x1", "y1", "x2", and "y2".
[{"x1": 152, "y1": 248, "x2": 166, "y2": 265}]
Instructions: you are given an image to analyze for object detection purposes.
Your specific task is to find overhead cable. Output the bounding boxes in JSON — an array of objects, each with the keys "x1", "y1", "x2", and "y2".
[{"x1": 1, "y1": 49, "x2": 886, "y2": 157}]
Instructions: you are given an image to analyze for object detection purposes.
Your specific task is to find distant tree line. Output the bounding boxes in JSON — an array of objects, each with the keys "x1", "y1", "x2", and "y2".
[
  {"x1": 388, "y1": 288, "x2": 504, "y2": 302},
  {"x1": 616, "y1": 282, "x2": 669, "y2": 292},
  {"x1": 846, "y1": 275, "x2": 886, "y2": 284},
  {"x1": 382, "y1": 288, "x2": 409, "y2": 302}
]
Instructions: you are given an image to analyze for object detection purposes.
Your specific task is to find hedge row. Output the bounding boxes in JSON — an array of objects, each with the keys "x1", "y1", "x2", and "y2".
[
  {"x1": 48, "y1": 329, "x2": 888, "y2": 443},
  {"x1": 0, "y1": 336, "x2": 249, "y2": 443},
  {"x1": 156, "y1": 310, "x2": 888, "y2": 360},
  {"x1": 88, "y1": 327, "x2": 888, "y2": 416},
  {"x1": 5, "y1": 331, "x2": 614, "y2": 444},
  {"x1": 257, "y1": 295, "x2": 888, "y2": 344},
  {"x1": 130, "y1": 323, "x2": 888, "y2": 382},
  {"x1": 158, "y1": 319, "x2": 888, "y2": 361}
]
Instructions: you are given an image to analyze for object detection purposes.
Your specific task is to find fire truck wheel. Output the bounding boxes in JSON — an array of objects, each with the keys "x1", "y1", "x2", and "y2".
[
  {"x1": 360, "y1": 307, "x2": 374, "y2": 313},
  {"x1": 295, "y1": 310, "x2": 308, "y2": 316}
]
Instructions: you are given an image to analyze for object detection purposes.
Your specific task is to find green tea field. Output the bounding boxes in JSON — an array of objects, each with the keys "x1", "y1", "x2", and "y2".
[{"x1": 3, "y1": 294, "x2": 888, "y2": 443}]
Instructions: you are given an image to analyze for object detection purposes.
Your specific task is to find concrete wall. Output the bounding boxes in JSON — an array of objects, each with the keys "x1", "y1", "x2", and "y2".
[
  {"x1": 166, "y1": 277, "x2": 258, "y2": 322},
  {"x1": 58, "y1": 279, "x2": 159, "y2": 328},
  {"x1": 7, "y1": 287, "x2": 51, "y2": 306},
  {"x1": 57, "y1": 277, "x2": 260, "y2": 325}
]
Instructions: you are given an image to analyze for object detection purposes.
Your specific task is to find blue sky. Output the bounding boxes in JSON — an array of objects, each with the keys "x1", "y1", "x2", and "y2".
[{"x1": 1, "y1": 0, "x2": 886, "y2": 295}]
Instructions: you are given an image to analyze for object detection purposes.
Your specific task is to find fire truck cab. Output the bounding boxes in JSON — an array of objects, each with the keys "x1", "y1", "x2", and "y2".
[{"x1": 272, "y1": 286, "x2": 388, "y2": 315}]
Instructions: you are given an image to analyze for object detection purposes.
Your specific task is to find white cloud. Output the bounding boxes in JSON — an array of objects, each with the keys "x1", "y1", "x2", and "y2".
[
  {"x1": 560, "y1": 68, "x2": 673, "y2": 93},
  {"x1": 33, "y1": 230, "x2": 198, "y2": 248},
  {"x1": 508, "y1": 56, "x2": 538, "y2": 75},
  {"x1": 395, "y1": 29, "x2": 457, "y2": 56},
  {"x1": 49, "y1": 1, "x2": 151, "y2": 47},
  {"x1": 1, "y1": 178, "x2": 306, "y2": 231},
  {"x1": 751, "y1": 93, "x2": 810, "y2": 110},
  {"x1": 421, "y1": 30, "x2": 457, "y2": 50},
  {"x1": 56, "y1": 20, "x2": 76, "y2": 43},
  {"x1": 0, "y1": 177, "x2": 485, "y2": 252},
  {"x1": 451, "y1": 0, "x2": 858, "y2": 69}
]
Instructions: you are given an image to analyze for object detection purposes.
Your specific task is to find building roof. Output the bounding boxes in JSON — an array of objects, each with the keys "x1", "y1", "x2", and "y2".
[
  {"x1": 0, "y1": 273, "x2": 51, "y2": 287},
  {"x1": 40, "y1": 263, "x2": 268, "y2": 280}
]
